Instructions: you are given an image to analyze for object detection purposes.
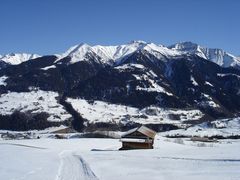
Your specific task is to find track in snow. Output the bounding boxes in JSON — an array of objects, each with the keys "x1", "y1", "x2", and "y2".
[
  {"x1": 156, "y1": 156, "x2": 240, "y2": 162},
  {"x1": 55, "y1": 151, "x2": 99, "y2": 180}
]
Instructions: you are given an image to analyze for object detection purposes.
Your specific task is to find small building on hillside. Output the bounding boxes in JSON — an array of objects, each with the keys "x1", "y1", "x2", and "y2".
[{"x1": 120, "y1": 125, "x2": 157, "y2": 150}]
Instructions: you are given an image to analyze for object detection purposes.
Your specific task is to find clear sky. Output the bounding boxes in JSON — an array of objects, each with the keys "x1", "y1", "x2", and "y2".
[{"x1": 0, "y1": 0, "x2": 240, "y2": 55}]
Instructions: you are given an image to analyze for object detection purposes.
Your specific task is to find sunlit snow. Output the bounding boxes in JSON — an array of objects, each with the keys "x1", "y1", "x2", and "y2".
[
  {"x1": 67, "y1": 98, "x2": 203, "y2": 125},
  {"x1": 0, "y1": 91, "x2": 71, "y2": 122}
]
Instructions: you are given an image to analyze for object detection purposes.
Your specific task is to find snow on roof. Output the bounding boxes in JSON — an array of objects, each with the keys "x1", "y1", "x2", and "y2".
[
  {"x1": 121, "y1": 125, "x2": 156, "y2": 139},
  {"x1": 121, "y1": 127, "x2": 138, "y2": 137},
  {"x1": 138, "y1": 126, "x2": 157, "y2": 139}
]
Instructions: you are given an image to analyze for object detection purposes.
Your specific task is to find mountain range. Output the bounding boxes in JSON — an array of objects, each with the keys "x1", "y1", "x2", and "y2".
[
  {"x1": 0, "y1": 41, "x2": 240, "y2": 132},
  {"x1": 1, "y1": 41, "x2": 240, "y2": 68}
]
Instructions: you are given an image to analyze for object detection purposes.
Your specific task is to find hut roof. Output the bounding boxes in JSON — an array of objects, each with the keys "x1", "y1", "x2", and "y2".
[{"x1": 122, "y1": 125, "x2": 157, "y2": 139}]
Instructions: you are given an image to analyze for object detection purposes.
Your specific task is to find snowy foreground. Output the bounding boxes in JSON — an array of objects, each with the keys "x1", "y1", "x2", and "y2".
[{"x1": 0, "y1": 137, "x2": 240, "y2": 180}]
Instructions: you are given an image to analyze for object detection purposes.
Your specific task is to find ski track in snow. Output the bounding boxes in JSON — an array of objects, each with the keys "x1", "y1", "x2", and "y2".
[
  {"x1": 156, "y1": 156, "x2": 240, "y2": 162},
  {"x1": 55, "y1": 151, "x2": 99, "y2": 180}
]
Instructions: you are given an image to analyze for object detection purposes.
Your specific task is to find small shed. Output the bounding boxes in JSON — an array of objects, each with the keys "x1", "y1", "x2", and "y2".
[{"x1": 120, "y1": 125, "x2": 157, "y2": 150}]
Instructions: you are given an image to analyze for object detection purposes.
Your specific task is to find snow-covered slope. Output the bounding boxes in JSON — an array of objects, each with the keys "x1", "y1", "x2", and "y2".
[
  {"x1": 169, "y1": 42, "x2": 240, "y2": 68},
  {"x1": 67, "y1": 98, "x2": 203, "y2": 126},
  {"x1": 0, "y1": 90, "x2": 71, "y2": 122},
  {"x1": 57, "y1": 43, "x2": 95, "y2": 64},
  {"x1": 162, "y1": 117, "x2": 240, "y2": 138},
  {"x1": 0, "y1": 53, "x2": 40, "y2": 65}
]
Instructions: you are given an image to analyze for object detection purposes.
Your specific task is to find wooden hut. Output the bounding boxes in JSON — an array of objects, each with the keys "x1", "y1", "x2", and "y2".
[{"x1": 120, "y1": 125, "x2": 157, "y2": 150}]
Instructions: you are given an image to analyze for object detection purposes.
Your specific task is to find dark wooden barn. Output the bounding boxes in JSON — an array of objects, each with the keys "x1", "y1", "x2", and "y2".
[{"x1": 120, "y1": 125, "x2": 157, "y2": 150}]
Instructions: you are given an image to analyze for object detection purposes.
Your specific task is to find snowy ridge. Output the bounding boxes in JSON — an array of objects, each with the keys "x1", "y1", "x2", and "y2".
[
  {"x1": 169, "y1": 42, "x2": 240, "y2": 68},
  {"x1": 0, "y1": 53, "x2": 40, "y2": 65},
  {"x1": 55, "y1": 40, "x2": 240, "y2": 68},
  {"x1": 57, "y1": 40, "x2": 182, "y2": 65},
  {"x1": 1, "y1": 41, "x2": 239, "y2": 68},
  {"x1": 57, "y1": 43, "x2": 94, "y2": 64}
]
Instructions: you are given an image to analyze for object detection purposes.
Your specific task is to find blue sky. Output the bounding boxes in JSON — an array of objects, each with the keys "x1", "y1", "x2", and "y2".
[{"x1": 0, "y1": 0, "x2": 240, "y2": 55}]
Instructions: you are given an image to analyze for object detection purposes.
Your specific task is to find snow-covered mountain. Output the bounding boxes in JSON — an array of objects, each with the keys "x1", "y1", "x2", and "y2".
[
  {"x1": 57, "y1": 41, "x2": 184, "y2": 65},
  {"x1": 0, "y1": 40, "x2": 240, "y2": 132},
  {"x1": 56, "y1": 41, "x2": 240, "y2": 68},
  {"x1": 0, "y1": 53, "x2": 40, "y2": 65},
  {"x1": 169, "y1": 42, "x2": 240, "y2": 68},
  {"x1": 1, "y1": 41, "x2": 239, "y2": 69}
]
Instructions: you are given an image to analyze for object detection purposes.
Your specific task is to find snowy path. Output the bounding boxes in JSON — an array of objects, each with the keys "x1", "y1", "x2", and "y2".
[{"x1": 55, "y1": 151, "x2": 99, "y2": 180}]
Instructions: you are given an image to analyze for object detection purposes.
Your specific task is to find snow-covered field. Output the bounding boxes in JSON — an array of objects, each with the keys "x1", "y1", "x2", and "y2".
[
  {"x1": 0, "y1": 90, "x2": 71, "y2": 122},
  {"x1": 162, "y1": 117, "x2": 240, "y2": 138},
  {"x1": 67, "y1": 98, "x2": 203, "y2": 125},
  {"x1": 0, "y1": 137, "x2": 240, "y2": 180}
]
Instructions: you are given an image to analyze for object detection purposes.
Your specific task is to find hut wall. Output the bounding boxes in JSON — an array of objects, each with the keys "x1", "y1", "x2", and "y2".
[{"x1": 121, "y1": 142, "x2": 153, "y2": 150}]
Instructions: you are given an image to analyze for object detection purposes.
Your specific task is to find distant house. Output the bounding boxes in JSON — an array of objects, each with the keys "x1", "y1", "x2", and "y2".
[{"x1": 120, "y1": 125, "x2": 157, "y2": 150}]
